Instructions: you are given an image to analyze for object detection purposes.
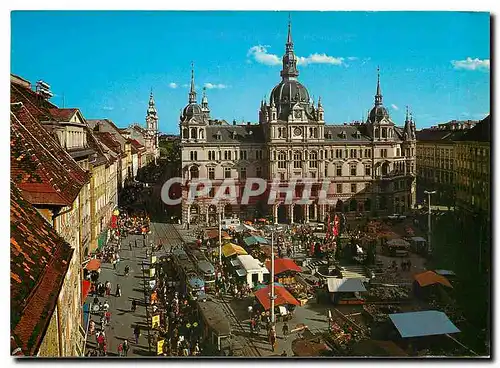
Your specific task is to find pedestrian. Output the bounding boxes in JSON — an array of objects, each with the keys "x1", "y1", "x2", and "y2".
[
  {"x1": 117, "y1": 343, "x2": 123, "y2": 357},
  {"x1": 105, "y1": 281, "x2": 111, "y2": 296},
  {"x1": 281, "y1": 350, "x2": 287, "y2": 356},
  {"x1": 131, "y1": 299, "x2": 137, "y2": 312},
  {"x1": 115, "y1": 284, "x2": 122, "y2": 297},
  {"x1": 269, "y1": 328, "x2": 277, "y2": 352},
  {"x1": 282, "y1": 321, "x2": 289, "y2": 341},
  {"x1": 129, "y1": 241, "x2": 133, "y2": 251},
  {"x1": 407, "y1": 259, "x2": 412, "y2": 270},
  {"x1": 247, "y1": 304, "x2": 253, "y2": 319},
  {"x1": 134, "y1": 325, "x2": 141, "y2": 344},
  {"x1": 123, "y1": 339, "x2": 129, "y2": 356},
  {"x1": 105, "y1": 311, "x2": 111, "y2": 325},
  {"x1": 113, "y1": 259, "x2": 117, "y2": 270},
  {"x1": 124, "y1": 265, "x2": 130, "y2": 276}
]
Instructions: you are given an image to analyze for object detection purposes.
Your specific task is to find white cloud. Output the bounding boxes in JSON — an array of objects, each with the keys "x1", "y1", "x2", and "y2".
[
  {"x1": 102, "y1": 106, "x2": 114, "y2": 111},
  {"x1": 169, "y1": 82, "x2": 178, "y2": 89},
  {"x1": 298, "y1": 53, "x2": 344, "y2": 66},
  {"x1": 247, "y1": 45, "x2": 281, "y2": 66},
  {"x1": 204, "y1": 83, "x2": 228, "y2": 89},
  {"x1": 451, "y1": 57, "x2": 490, "y2": 71},
  {"x1": 247, "y1": 45, "x2": 345, "y2": 67},
  {"x1": 347, "y1": 56, "x2": 358, "y2": 61},
  {"x1": 391, "y1": 104, "x2": 399, "y2": 111}
]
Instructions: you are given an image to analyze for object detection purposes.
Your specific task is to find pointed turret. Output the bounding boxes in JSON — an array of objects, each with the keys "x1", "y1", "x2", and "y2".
[
  {"x1": 280, "y1": 15, "x2": 299, "y2": 81},
  {"x1": 410, "y1": 112, "x2": 417, "y2": 140},
  {"x1": 188, "y1": 62, "x2": 197, "y2": 103},
  {"x1": 201, "y1": 87, "x2": 210, "y2": 118},
  {"x1": 375, "y1": 66, "x2": 383, "y2": 106},
  {"x1": 403, "y1": 106, "x2": 412, "y2": 141},
  {"x1": 317, "y1": 96, "x2": 324, "y2": 122}
]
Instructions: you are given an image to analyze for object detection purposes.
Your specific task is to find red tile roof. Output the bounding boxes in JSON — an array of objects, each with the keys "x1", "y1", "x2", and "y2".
[
  {"x1": 11, "y1": 183, "x2": 74, "y2": 356},
  {"x1": 94, "y1": 132, "x2": 122, "y2": 155},
  {"x1": 47, "y1": 108, "x2": 78, "y2": 122},
  {"x1": 129, "y1": 139, "x2": 145, "y2": 149},
  {"x1": 265, "y1": 258, "x2": 302, "y2": 275},
  {"x1": 11, "y1": 105, "x2": 89, "y2": 206}
]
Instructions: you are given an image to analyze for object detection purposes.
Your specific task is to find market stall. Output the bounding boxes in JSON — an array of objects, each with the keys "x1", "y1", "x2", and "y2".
[
  {"x1": 254, "y1": 284, "x2": 300, "y2": 312},
  {"x1": 326, "y1": 278, "x2": 367, "y2": 305},
  {"x1": 235, "y1": 255, "x2": 269, "y2": 288}
]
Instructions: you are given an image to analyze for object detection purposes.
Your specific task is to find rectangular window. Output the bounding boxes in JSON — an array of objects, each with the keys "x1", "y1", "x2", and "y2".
[
  {"x1": 365, "y1": 165, "x2": 371, "y2": 176},
  {"x1": 280, "y1": 172, "x2": 285, "y2": 181},
  {"x1": 324, "y1": 167, "x2": 328, "y2": 177},
  {"x1": 240, "y1": 168, "x2": 246, "y2": 180},
  {"x1": 224, "y1": 167, "x2": 231, "y2": 178},
  {"x1": 336, "y1": 149, "x2": 342, "y2": 159},
  {"x1": 351, "y1": 183, "x2": 356, "y2": 193},
  {"x1": 224, "y1": 151, "x2": 228, "y2": 160},
  {"x1": 208, "y1": 167, "x2": 215, "y2": 180},
  {"x1": 381, "y1": 149, "x2": 388, "y2": 158},
  {"x1": 218, "y1": 151, "x2": 221, "y2": 160},
  {"x1": 336, "y1": 165, "x2": 342, "y2": 176},
  {"x1": 365, "y1": 149, "x2": 371, "y2": 158},
  {"x1": 190, "y1": 151, "x2": 197, "y2": 161},
  {"x1": 350, "y1": 149, "x2": 357, "y2": 158},
  {"x1": 310, "y1": 171, "x2": 316, "y2": 178},
  {"x1": 336, "y1": 183, "x2": 343, "y2": 194},
  {"x1": 350, "y1": 164, "x2": 357, "y2": 176}
]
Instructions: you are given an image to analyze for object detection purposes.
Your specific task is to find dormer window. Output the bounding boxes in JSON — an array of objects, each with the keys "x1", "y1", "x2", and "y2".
[
  {"x1": 232, "y1": 131, "x2": 237, "y2": 139},
  {"x1": 326, "y1": 131, "x2": 332, "y2": 139},
  {"x1": 339, "y1": 130, "x2": 347, "y2": 139},
  {"x1": 355, "y1": 131, "x2": 361, "y2": 139},
  {"x1": 216, "y1": 131, "x2": 222, "y2": 140}
]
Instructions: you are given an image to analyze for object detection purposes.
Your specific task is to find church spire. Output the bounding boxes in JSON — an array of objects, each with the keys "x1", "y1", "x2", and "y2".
[
  {"x1": 188, "y1": 62, "x2": 197, "y2": 103},
  {"x1": 403, "y1": 105, "x2": 412, "y2": 141},
  {"x1": 375, "y1": 66, "x2": 383, "y2": 106},
  {"x1": 280, "y1": 14, "x2": 299, "y2": 81}
]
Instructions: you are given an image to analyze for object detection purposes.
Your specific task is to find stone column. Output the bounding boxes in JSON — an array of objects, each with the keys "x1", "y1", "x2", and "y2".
[
  {"x1": 289, "y1": 203, "x2": 294, "y2": 224},
  {"x1": 305, "y1": 204, "x2": 310, "y2": 223},
  {"x1": 187, "y1": 205, "x2": 191, "y2": 225},
  {"x1": 274, "y1": 204, "x2": 278, "y2": 224},
  {"x1": 313, "y1": 204, "x2": 318, "y2": 221}
]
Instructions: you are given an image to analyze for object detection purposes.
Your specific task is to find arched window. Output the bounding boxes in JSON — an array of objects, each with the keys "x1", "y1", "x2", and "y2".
[
  {"x1": 309, "y1": 127, "x2": 313, "y2": 137},
  {"x1": 309, "y1": 151, "x2": 318, "y2": 168},
  {"x1": 278, "y1": 151, "x2": 286, "y2": 169},
  {"x1": 190, "y1": 166, "x2": 199, "y2": 179},
  {"x1": 182, "y1": 128, "x2": 188, "y2": 139},
  {"x1": 190, "y1": 128, "x2": 197, "y2": 139},
  {"x1": 199, "y1": 129, "x2": 204, "y2": 139},
  {"x1": 314, "y1": 128, "x2": 318, "y2": 138},
  {"x1": 382, "y1": 162, "x2": 390, "y2": 176},
  {"x1": 375, "y1": 128, "x2": 380, "y2": 138},
  {"x1": 293, "y1": 151, "x2": 302, "y2": 169}
]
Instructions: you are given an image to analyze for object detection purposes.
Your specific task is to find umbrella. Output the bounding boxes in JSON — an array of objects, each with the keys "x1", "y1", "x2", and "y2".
[{"x1": 85, "y1": 259, "x2": 101, "y2": 271}]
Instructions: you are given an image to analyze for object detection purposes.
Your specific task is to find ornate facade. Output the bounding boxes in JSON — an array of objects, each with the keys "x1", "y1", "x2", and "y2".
[{"x1": 179, "y1": 22, "x2": 417, "y2": 225}]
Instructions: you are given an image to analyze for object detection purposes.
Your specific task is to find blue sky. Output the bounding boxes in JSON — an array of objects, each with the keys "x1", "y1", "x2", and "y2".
[{"x1": 11, "y1": 11, "x2": 490, "y2": 133}]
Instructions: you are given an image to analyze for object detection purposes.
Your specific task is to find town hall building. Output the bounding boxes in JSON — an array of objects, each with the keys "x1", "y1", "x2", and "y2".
[{"x1": 179, "y1": 21, "x2": 417, "y2": 225}]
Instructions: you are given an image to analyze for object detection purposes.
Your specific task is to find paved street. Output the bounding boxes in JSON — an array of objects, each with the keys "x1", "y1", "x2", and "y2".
[{"x1": 85, "y1": 222, "x2": 183, "y2": 357}]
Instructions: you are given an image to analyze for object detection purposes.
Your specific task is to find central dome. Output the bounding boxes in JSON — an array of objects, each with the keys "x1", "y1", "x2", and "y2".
[
  {"x1": 271, "y1": 80, "x2": 310, "y2": 106},
  {"x1": 183, "y1": 103, "x2": 202, "y2": 119},
  {"x1": 270, "y1": 80, "x2": 311, "y2": 120},
  {"x1": 369, "y1": 105, "x2": 389, "y2": 123}
]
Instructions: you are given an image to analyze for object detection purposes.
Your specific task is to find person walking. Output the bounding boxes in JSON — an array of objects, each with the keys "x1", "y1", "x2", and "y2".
[
  {"x1": 269, "y1": 327, "x2": 277, "y2": 352},
  {"x1": 129, "y1": 241, "x2": 133, "y2": 251},
  {"x1": 124, "y1": 265, "x2": 130, "y2": 276},
  {"x1": 115, "y1": 284, "x2": 122, "y2": 297},
  {"x1": 105, "y1": 281, "x2": 111, "y2": 296},
  {"x1": 123, "y1": 339, "x2": 129, "y2": 356},
  {"x1": 134, "y1": 325, "x2": 141, "y2": 344},
  {"x1": 117, "y1": 343, "x2": 123, "y2": 357},
  {"x1": 282, "y1": 322, "x2": 289, "y2": 341},
  {"x1": 131, "y1": 299, "x2": 137, "y2": 312},
  {"x1": 105, "y1": 311, "x2": 111, "y2": 325}
]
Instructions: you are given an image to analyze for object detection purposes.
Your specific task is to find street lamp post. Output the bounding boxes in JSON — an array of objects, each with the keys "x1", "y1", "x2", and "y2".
[
  {"x1": 218, "y1": 212, "x2": 222, "y2": 266},
  {"x1": 424, "y1": 190, "x2": 436, "y2": 255},
  {"x1": 270, "y1": 231, "x2": 275, "y2": 326}
]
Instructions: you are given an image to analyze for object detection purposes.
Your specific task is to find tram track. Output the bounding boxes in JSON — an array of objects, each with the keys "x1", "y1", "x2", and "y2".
[{"x1": 218, "y1": 295, "x2": 262, "y2": 357}]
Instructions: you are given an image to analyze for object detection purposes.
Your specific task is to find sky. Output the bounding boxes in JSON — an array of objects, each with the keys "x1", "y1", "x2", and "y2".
[{"x1": 11, "y1": 11, "x2": 490, "y2": 133}]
